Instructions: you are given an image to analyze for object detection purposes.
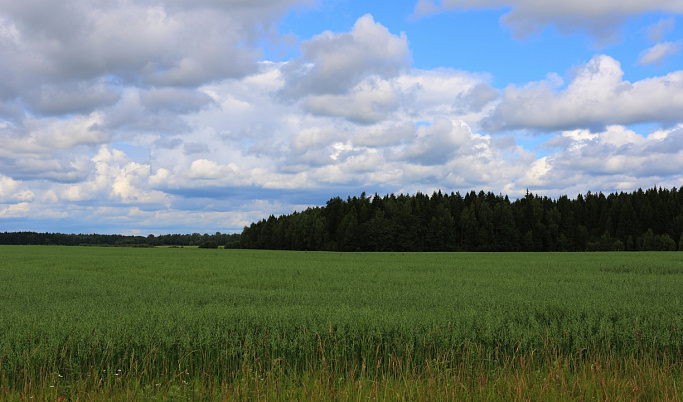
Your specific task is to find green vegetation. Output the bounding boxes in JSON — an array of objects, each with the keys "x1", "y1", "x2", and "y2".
[
  {"x1": 198, "y1": 240, "x2": 219, "y2": 249},
  {"x1": 241, "y1": 186, "x2": 683, "y2": 252},
  {"x1": 1, "y1": 246, "x2": 682, "y2": 399},
  {"x1": 0, "y1": 231, "x2": 240, "y2": 247}
]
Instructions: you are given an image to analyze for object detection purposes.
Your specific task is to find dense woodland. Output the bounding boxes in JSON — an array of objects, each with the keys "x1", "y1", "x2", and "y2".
[
  {"x1": 0, "y1": 231, "x2": 239, "y2": 247},
  {"x1": 3, "y1": 187, "x2": 683, "y2": 251},
  {"x1": 239, "y1": 187, "x2": 683, "y2": 252}
]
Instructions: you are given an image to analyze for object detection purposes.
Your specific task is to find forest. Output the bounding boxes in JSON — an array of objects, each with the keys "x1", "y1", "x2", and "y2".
[
  {"x1": 0, "y1": 231, "x2": 240, "y2": 247},
  {"x1": 238, "y1": 187, "x2": 683, "y2": 252}
]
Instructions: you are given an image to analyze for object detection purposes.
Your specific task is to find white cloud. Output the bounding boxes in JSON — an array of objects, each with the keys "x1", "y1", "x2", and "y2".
[
  {"x1": 353, "y1": 123, "x2": 416, "y2": 147},
  {"x1": 394, "y1": 69, "x2": 494, "y2": 128},
  {"x1": 0, "y1": 202, "x2": 30, "y2": 218},
  {"x1": 484, "y1": 55, "x2": 683, "y2": 132},
  {"x1": 276, "y1": 15, "x2": 488, "y2": 125},
  {"x1": 188, "y1": 159, "x2": 237, "y2": 180},
  {"x1": 0, "y1": 0, "x2": 315, "y2": 165},
  {"x1": 290, "y1": 127, "x2": 341, "y2": 154},
  {"x1": 0, "y1": 0, "x2": 306, "y2": 91},
  {"x1": 524, "y1": 125, "x2": 683, "y2": 192},
  {"x1": 0, "y1": 175, "x2": 35, "y2": 202},
  {"x1": 280, "y1": 14, "x2": 411, "y2": 98},
  {"x1": 148, "y1": 168, "x2": 172, "y2": 187},
  {"x1": 305, "y1": 78, "x2": 401, "y2": 124},
  {"x1": 638, "y1": 41, "x2": 682, "y2": 66},
  {"x1": 0, "y1": 175, "x2": 20, "y2": 198},
  {"x1": 393, "y1": 117, "x2": 472, "y2": 165},
  {"x1": 56, "y1": 145, "x2": 171, "y2": 205}
]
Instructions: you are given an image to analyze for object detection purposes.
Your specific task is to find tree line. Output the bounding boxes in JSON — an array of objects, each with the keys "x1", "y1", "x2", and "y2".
[
  {"x1": 238, "y1": 187, "x2": 683, "y2": 252},
  {"x1": 0, "y1": 231, "x2": 240, "y2": 247}
]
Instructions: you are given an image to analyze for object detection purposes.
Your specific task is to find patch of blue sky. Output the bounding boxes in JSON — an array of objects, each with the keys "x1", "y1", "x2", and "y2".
[
  {"x1": 626, "y1": 122, "x2": 671, "y2": 137},
  {"x1": 407, "y1": 14, "x2": 596, "y2": 87},
  {"x1": 514, "y1": 132, "x2": 557, "y2": 158},
  {"x1": 603, "y1": 13, "x2": 683, "y2": 81},
  {"x1": 112, "y1": 142, "x2": 150, "y2": 164}
]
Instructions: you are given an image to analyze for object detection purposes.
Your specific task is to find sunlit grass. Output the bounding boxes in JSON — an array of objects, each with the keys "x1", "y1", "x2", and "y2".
[{"x1": 0, "y1": 246, "x2": 682, "y2": 399}]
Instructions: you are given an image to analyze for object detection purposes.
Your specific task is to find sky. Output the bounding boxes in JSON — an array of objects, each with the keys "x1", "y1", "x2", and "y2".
[{"x1": 0, "y1": 0, "x2": 682, "y2": 235}]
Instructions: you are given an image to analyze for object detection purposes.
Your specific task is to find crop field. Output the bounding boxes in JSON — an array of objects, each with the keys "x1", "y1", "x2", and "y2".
[{"x1": 1, "y1": 246, "x2": 682, "y2": 400}]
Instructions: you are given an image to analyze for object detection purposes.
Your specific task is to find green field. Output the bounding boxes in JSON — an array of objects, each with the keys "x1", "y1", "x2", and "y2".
[{"x1": 1, "y1": 246, "x2": 682, "y2": 400}]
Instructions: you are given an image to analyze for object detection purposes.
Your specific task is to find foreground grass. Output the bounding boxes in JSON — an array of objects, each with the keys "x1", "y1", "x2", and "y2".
[
  {"x1": 1, "y1": 247, "x2": 682, "y2": 399},
  {"x1": 3, "y1": 350, "x2": 681, "y2": 400}
]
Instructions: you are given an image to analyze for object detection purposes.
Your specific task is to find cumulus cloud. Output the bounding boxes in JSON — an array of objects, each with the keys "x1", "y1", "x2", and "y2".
[
  {"x1": 454, "y1": 83, "x2": 499, "y2": 113},
  {"x1": 394, "y1": 69, "x2": 495, "y2": 127},
  {"x1": 0, "y1": 0, "x2": 304, "y2": 87},
  {"x1": 54, "y1": 145, "x2": 171, "y2": 205},
  {"x1": 0, "y1": 113, "x2": 108, "y2": 161},
  {"x1": 483, "y1": 55, "x2": 683, "y2": 133},
  {"x1": 305, "y1": 78, "x2": 402, "y2": 124},
  {"x1": 393, "y1": 118, "x2": 472, "y2": 165},
  {"x1": 0, "y1": 0, "x2": 311, "y2": 129},
  {"x1": 280, "y1": 14, "x2": 411, "y2": 98},
  {"x1": 0, "y1": 175, "x2": 34, "y2": 202},
  {"x1": 276, "y1": 12, "x2": 487, "y2": 125},
  {"x1": 413, "y1": 0, "x2": 683, "y2": 43},
  {"x1": 524, "y1": 125, "x2": 683, "y2": 192},
  {"x1": 0, "y1": 202, "x2": 30, "y2": 218},
  {"x1": 353, "y1": 123, "x2": 416, "y2": 148},
  {"x1": 188, "y1": 159, "x2": 238, "y2": 180}
]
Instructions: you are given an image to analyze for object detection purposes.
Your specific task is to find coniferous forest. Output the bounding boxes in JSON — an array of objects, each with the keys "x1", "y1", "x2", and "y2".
[
  {"x1": 0, "y1": 231, "x2": 240, "y2": 247},
  {"x1": 238, "y1": 187, "x2": 683, "y2": 252}
]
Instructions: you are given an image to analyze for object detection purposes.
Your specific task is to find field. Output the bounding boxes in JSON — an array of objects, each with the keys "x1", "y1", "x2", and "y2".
[{"x1": 1, "y1": 246, "x2": 682, "y2": 400}]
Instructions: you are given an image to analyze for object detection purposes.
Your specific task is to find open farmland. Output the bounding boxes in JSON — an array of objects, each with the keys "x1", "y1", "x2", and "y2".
[{"x1": 1, "y1": 246, "x2": 682, "y2": 400}]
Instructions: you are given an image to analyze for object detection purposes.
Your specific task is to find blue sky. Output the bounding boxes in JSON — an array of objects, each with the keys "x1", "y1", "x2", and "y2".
[{"x1": 0, "y1": 0, "x2": 682, "y2": 235}]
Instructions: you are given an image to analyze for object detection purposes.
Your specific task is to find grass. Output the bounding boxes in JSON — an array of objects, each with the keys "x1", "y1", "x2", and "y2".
[{"x1": 0, "y1": 246, "x2": 682, "y2": 399}]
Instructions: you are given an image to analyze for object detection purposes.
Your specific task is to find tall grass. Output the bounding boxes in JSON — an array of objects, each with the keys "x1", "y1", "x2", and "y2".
[{"x1": 0, "y1": 247, "x2": 682, "y2": 398}]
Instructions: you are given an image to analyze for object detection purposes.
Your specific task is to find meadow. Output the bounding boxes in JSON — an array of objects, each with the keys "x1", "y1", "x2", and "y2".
[{"x1": 0, "y1": 246, "x2": 682, "y2": 400}]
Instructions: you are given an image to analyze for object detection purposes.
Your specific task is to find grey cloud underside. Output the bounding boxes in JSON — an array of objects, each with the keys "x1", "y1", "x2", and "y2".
[
  {"x1": 0, "y1": 0, "x2": 306, "y2": 121},
  {"x1": 453, "y1": 83, "x2": 499, "y2": 113},
  {"x1": 643, "y1": 128, "x2": 683, "y2": 154},
  {"x1": 22, "y1": 80, "x2": 121, "y2": 116},
  {"x1": 534, "y1": 127, "x2": 683, "y2": 187},
  {"x1": 140, "y1": 88, "x2": 215, "y2": 114}
]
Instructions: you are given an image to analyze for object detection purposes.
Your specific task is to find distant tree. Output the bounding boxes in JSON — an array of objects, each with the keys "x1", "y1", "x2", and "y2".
[{"x1": 657, "y1": 234, "x2": 677, "y2": 251}]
